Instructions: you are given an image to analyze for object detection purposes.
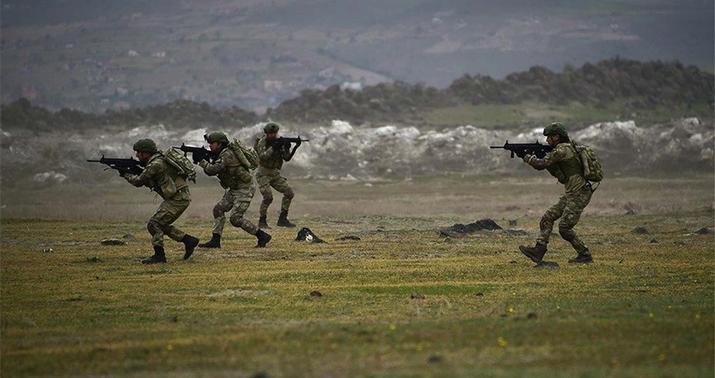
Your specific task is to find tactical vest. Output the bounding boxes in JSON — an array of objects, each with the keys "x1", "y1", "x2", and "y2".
[
  {"x1": 256, "y1": 137, "x2": 284, "y2": 171},
  {"x1": 146, "y1": 153, "x2": 188, "y2": 199},
  {"x1": 546, "y1": 143, "x2": 587, "y2": 192},
  {"x1": 216, "y1": 148, "x2": 252, "y2": 189}
]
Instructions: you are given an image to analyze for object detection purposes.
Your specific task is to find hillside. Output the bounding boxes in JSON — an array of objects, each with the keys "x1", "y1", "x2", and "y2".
[
  {"x1": 2, "y1": 59, "x2": 713, "y2": 131},
  {"x1": 1, "y1": 0, "x2": 712, "y2": 112}
]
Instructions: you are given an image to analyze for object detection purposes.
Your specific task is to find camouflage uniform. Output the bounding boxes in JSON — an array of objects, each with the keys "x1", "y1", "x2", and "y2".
[
  {"x1": 199, "y1": 147, "x2": 259, "y2": 236},
  {"x1": 525, "y1": 143, "x2": 592, "y2": 255},
  {"x1": 255, "y1": 136, "x2": 295, "y2": 218},
  {"x1": 123, "y1": 152, "x2": 191, "y2": 248}
]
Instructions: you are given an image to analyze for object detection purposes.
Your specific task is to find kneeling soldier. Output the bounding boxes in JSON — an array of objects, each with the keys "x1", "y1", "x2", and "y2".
[
  {"x1": 122, "y1": 139, "x2": 199, "y2": 264},
  {"x1": 519, "y1": 123, "x2": 594, "y2": 264},
  {"x1": 255, "y1": 122, "x2": 298, "y2": 228},
  {"x1": 198, "y1": 132, "x2": 272, "y2": 248}
]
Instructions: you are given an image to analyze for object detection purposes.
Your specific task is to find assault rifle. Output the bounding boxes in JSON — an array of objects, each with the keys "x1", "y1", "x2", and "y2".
[
  {"x1": 271, "y1": 136, "x2": 309, "y2": 162},
  {"x1": 271, "y1": 136, "x2": 309, "y2": 150},
  {"x1": 87, "y1": 155, "x2": 144, "y2": 176},
  {"x1": 174, "y1": 143, "x2": 214, "y2": 164},
  {"x1": 490, "y1": 140, "x2": 553, "y2": 159}
]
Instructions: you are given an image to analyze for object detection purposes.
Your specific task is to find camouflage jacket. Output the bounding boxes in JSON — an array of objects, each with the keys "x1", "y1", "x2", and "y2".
[
  {"x1": 200, "y1": 147, "x2": 252, "y2": 189},
  {"x1": 124, "y1": 152, "x2": 188, "y2": 199},
  {"x1": 255, "y1": 136, "x2": 291, "y2": 173},
  {"x1": 526, "y1": 143, "x2": 586, "y2": 193}
]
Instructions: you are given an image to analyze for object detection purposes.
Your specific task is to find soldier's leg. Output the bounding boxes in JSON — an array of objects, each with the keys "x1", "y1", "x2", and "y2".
[
  {"x1": 156, "y1": 196, "x2": 190, "y2": 243},
  {"x1": 257, "y1": 174, "x2": 274, "y2": 219},
  {"x1": 228, "y1": 185, "x2": 259, "y2": 235},
  {"x1": 537, "y1": 196, "x2": 567, "y2": 246},
  {"x1": 559, "y1": 187, "x2": 593, "y2": 258},
  {"x1": 211, "y1": 190, "x2": 235, "y2": 236},
  {"x1": 271, "y1": 176, "x2": 294, "y2": 212}
]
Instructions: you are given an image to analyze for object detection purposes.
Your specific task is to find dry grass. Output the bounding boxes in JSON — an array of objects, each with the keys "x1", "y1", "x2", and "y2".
[{"x1": 1, "y1": 174, "x2": 713, "y2": 377}]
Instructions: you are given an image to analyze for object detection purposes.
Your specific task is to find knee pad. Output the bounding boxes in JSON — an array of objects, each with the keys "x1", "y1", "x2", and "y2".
[
  {"x1": 559, "y1": 227, "x2": 576, "y2": 241},
  {"x1": 283, "y1": 188, "x2": 295, "y2": 199},
  {"x1": 212, "y1": 204, "x2": 224, "y2": 219},
  {"x1": 229, "y1": 213, "x2": 245, "y2": 228},
  {"x1": 262, "y1": 191, "x2": 273, "y2": 204},
  {"x1": 147, "y1": 220, "x2": 161, "y2": 234}
]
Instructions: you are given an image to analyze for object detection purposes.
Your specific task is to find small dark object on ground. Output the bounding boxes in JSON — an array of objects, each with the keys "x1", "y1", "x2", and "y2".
[
  {"x1": 527, "y1": 312, "x2": 538, "y2": 319},
  {"x1": 427, "y1": 355, "x2": 443, "y2": 364},
  {"x1": 509, "y1": 260, "x2": 517, "y2": 264},
  {"x1": 693, "y1": 227, "x2": 714, "y2": 235},
  {"x1": 86, "y1": 256, "x2": 101, "y2": 263},
  {"x1": 439, "y1": 219, "x2": 502, "y2": 237},
  {"x1": 410, "y1": 293, "x2": 425, "y2": 299},
  {"x1": 631, "y1": 226, "x2": 650, "y2": 235},
  {"x1": 296, "y1": 227, "x2": 325, "y2": 243},
  {"x1": 650, "y1": 238, "x2": 658, "y2": 243},
  {"x1": 171, "y1": 316, "x2": 178, "y2": 323},
  {"x1": 336, "y1": 235, "x2": 361, "y2": 241},
  {"x1": 251, "y1": 372, "x2": 270, "y2": 378},
  {"x1": 100, "y1": 238, "x2": 126, "y2": 246},
  {"x1": 534, "y1": 261, "x2": 559, "y2": 269},
  {"x1": 508, "y1": 219, "x2": 518, "y2": 226},
  {"x1": 310, "y1": 290, "x2": 322, "y2": 297},
  {"x1": 503, "y1": 229, "x2": 528, "y2": 236},
  {"x1": 475, "y1": 292, "x2": 484, "y2": 297}
]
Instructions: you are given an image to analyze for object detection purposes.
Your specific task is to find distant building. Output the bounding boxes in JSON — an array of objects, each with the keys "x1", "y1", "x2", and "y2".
[{"x1": 128, "y1": 50, "x2": 139, "y2": 57}]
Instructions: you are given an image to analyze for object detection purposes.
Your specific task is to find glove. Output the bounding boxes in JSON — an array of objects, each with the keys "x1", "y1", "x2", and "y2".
[
  {"x1": 198, "y1": 159, "x2": 209, "y2": 168},
  {"x1": 522, "y1": 154, "x2": 534, "y2": 164}
]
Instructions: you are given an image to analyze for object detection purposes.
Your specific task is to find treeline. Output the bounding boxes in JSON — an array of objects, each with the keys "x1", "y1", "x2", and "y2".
[
  {"x1": 2, "y1": 58, "x2": 712, "y2": 130},
  {"x1": 270, "y1": 58, "x2": 713, "y2": 123},
  {"x1": 0, "y1": 99, "x2": 258, "y2": 131}
]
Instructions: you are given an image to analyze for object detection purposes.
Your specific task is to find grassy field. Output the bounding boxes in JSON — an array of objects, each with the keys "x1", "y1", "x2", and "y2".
[{"x1": 1, "y1": 175, "x2": 713, "y2": 377}]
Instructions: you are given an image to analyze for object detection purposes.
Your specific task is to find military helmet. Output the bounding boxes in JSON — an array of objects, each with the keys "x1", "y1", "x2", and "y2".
[
  {"x1": 263, "y1": 122, "x2": 280, "y2": 133},
  {"x1": 204, "y1": 131, "x2": 229, "y2": 145},
  {"x1": 132, "y1": 138, "x2": 158, "y2": 153},
  {"x1": 543, "y1": 122, "x2": 568, "y2": 138}
]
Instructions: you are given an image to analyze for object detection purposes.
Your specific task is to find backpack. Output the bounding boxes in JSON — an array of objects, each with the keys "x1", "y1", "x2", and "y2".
[
  {"x1": 163, "y1": 148, "x2": 197, "y2": 182},
  {"x1": 571, "y1": 142, "x2": 603, "y2": 182},
  {"x1": 228, "y1": 138, "x2": 259, "y2": 170}
]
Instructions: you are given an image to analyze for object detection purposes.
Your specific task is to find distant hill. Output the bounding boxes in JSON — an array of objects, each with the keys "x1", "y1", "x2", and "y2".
[
  {"x1": 1, "y1": 0, "x2": 712, "y2": 112},
  {"x1": 2, "y1": 59, "x2": 712, "y2": 131}
]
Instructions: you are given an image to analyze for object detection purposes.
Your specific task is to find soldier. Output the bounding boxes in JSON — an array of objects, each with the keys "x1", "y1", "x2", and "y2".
[
  {"x1": 519, "y1": 123, "x2": 594, "y2": 264},
  {"x1": 254, "y1": 122, "x2": 299, "y2": 228},
  {"x1": 122, "y1": 139, "x2": 199, "y2": 264},
  {"x1": 197, "y1": 132, "x2": 272, "y2": 249}
]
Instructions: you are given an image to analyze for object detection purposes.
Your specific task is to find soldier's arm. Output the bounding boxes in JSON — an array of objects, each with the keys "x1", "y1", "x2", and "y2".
[
  {"x1": 199, "y1": 156, "x2": 226, "y2": 176},
  {"x1": 123, "y1": 162, "x2": 158, "y2": 187},
  {"x1": 524, "y1": 145, "x2": 567, "y2": 170}
]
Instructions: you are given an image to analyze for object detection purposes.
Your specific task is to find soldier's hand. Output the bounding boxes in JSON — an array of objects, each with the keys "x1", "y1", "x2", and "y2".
[
  {"x1": 198, "y1": 159, "x2": 209, "y2": 168},
  {"x1": 522, "y1": 154, "x2": 534, "y2": 164}
]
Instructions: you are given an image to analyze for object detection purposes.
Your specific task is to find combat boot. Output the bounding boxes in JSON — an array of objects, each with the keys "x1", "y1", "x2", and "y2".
[
  {"x1": 568, "y1": 250, "x2": 593, "y2": 264},
  {"x1": 519, "y1": 242, "x2": 547, "y2": 263},
  {"x1": 182, "y1": 234, "x2": 199, "y2": 260},
  {"x1": 276, "y1": 209, "x2": 296, "y2": 228},
  {"x1": 142, "y1": 246, "x2": 167, "y2": 264},
  {"x1": 198, "y1": 233, "x2": 221, "y2": 248},
  {"x1": 255, "y1": 229, "x2": 272, "y2": 248},
  {"x1": 258, "y1": 215, "x2": 271, "y2": 229}
]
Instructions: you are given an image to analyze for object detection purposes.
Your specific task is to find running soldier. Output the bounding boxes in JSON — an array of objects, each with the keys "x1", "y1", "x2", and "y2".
[
  {"x1": 122, "y1": 139, "x2": 199, "y2": 264},
  {"x1": 197, "y1": 132, "x2": 272, "y2": 248},
  {"x1": 519, "y1": 123, "x2": 595, "y2": 264}
]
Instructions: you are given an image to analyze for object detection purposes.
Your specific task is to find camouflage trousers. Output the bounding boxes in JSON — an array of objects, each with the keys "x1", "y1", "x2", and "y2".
[
  {"x1": 211, "y1": 184, "x2": 259, "y2": 236},
  {"x1": 537, "y1": 185, "x2": 593, "y2": 254},
  {"x1": 256, "y1": 170, "x2": 294, "y2": 217},
  {"x1": 148, "y1": 188, "x2": 190, "y2": 248}
]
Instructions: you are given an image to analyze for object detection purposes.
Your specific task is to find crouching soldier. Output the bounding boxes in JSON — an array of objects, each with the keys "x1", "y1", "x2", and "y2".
[
  {"x1": 255, "y1": 122, "x2": 298, "y2": 228},
  {"x1": 198, "y1": 132, "x2": 272, "y2": 249},
  {"x1": 519, "y1": 123, "x2": 594, "y2": 264},
  {"x1": 122, "y1": 139, "x2": 199, "y2": 264}
]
